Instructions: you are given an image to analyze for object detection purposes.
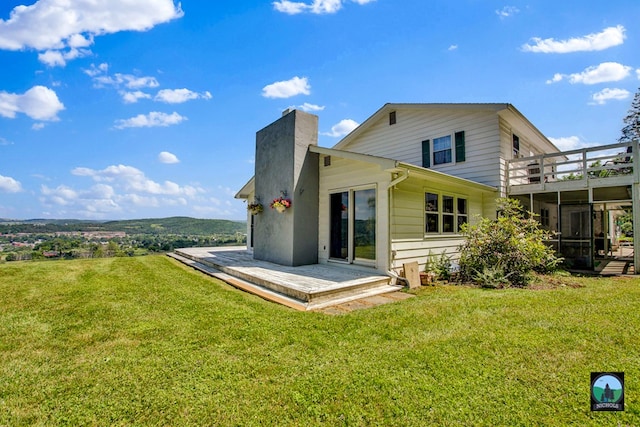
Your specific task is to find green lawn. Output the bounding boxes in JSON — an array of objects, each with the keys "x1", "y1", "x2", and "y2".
[{"x1": 0, "y1": 256, "x2": 638, "y2": 426}]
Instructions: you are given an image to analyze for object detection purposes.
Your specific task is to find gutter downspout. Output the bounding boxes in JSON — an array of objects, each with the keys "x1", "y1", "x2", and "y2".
[{"x1": 387, "y1": 168, "x2": 410, "y2": 283}]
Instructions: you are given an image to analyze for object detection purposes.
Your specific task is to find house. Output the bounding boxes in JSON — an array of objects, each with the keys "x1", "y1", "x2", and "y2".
[{"x1": 236, "y1": 104, "x2": 639, "y2": 276}]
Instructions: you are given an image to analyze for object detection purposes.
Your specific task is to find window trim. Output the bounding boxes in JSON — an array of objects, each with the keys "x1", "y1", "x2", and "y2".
[
  {"x1": 422, "y1": 131, "x2": 465, "y2": 167},
  {"x1": 328, "y1": 183, "x2": 378, "y2": 267},
  {"x1": 424, "y1": 191, "x2": 468, "y2": 235}
]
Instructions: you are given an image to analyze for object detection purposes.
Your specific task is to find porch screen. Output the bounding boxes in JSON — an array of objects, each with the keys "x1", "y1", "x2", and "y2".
[{"x1": 560, "y1": 204, "x2": 592, "y2": 269}]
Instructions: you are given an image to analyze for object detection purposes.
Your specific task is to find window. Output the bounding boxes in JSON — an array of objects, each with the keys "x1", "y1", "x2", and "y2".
[
  {"x1": 425, "y1": 193, "x2": 468, "y2": 234},
  {"x1": 540, "y1": 208, "x2": 549, "y2": 227},
  {"x1": 443, "y1": 196, "x2": 454, "y2": 232},
  {"x1": 433, "y1": 135, "x2": 452, "y2": 165},
  {"x1": 330, "y1": 188, "x2": 377, "y2": 263},
  {"x1": 457, "y1": 198, "x2": 467, "y2": 232},
  {"x1": 389, "y1": 111, "x2": 396, "y2": 125},
  {"x1": 425, "y1": 193, "x2": 439, "y2": 233},
  {"x1": 422, "y1": 131, "x2": 465, "y2": 167},
  {"x1": 513, "y1": 134, "x2": 520, "y2": 157}
]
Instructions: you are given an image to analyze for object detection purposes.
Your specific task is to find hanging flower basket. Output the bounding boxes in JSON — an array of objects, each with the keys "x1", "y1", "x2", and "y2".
[
  {"x1": 270, "y1": 196, "x2": 291, "y2": 213},
  {"x1": 247, "y1": 201, "x2": 263, "y2": 215}
]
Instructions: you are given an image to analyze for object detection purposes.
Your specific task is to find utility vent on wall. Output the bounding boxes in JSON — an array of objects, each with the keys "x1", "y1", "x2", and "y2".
[{"x1": 324, "y1": 156, "x2": 331, "y2": 167}]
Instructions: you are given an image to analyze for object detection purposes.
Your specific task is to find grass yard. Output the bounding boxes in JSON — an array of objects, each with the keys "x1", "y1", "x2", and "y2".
[{"x1": 0, "y1": 256, "x2": 639, "y2": 426}]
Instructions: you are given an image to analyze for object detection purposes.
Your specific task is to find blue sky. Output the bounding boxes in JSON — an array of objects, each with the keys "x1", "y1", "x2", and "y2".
[{"x1": 1, "y1": 0, "x2": 639, "y2": 220}]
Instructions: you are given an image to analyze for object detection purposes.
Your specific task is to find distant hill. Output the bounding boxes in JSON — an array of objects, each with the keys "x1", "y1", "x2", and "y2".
[
  {"x1": 0, "y1": 216, "x2": 246, "y2": 235},
  {"x1": 101, "y1": 217, "x2": 245, "y2": 235}
]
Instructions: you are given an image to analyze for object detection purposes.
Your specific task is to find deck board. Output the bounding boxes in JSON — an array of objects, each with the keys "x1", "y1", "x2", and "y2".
[{"x1": 171, "y1": 246, "x2": 402, "y2": 310}]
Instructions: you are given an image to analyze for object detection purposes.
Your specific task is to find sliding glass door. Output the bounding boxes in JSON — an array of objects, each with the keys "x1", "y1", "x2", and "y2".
[
  {"x1": 330, "y1": 188, "x2": 376, "y2": 264},
  {"x1": 330, "y1": 192, "x2": 349, "y2": 260}
]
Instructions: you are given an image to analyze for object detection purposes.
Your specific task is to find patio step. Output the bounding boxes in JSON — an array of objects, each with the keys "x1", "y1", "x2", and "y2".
[{"x1": 169, "y1": 248, "x2": 403, "y2": 311}]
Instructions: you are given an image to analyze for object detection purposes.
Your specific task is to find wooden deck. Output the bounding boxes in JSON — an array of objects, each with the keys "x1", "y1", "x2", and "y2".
[{"x1": 169, "y1": 247, "x2": 402, "y2": 311}]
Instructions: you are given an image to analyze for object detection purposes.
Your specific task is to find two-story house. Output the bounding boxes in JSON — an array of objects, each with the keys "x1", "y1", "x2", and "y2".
[{"x1": 236, "y1": 103, "x2": 638, "y2": 275}]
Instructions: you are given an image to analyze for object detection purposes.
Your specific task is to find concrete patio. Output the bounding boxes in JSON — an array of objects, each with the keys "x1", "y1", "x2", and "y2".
[{"x1": 168, "y1": 246, "x2": 404, "y2": 311}]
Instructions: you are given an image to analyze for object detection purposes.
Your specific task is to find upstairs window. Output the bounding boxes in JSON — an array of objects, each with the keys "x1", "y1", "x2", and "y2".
[
  {"x1": 422, "y1": 131, "x2": 465, "y2": 167},
  {"x1": 433, "y1": 135, "x2": 452, "y2": 165},
  {"x1": 513, "y1": 134, "x2": 520, "y2": 158},
  {"x1": 389, "y1": 111, "x2": 397, "y2": 125}
]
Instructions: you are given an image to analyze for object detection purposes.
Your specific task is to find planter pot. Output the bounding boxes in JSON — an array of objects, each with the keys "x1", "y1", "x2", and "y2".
[
  {"x1": 420, "y1": 272, "x2": 435, "y2": 285},
  {"x1": 274, "y1": 205, "x2": 287, "y2": 213}
]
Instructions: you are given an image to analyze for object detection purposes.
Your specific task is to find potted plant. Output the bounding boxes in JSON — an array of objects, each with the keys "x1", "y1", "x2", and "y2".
[
  {"x1": 247, "y1": 201, "x2": 263, "y2": 215},
  {"x1": 270, "y1": 196, "x2": 292, "y2": 213},
  {"x1": 420, "y1": 251, "x2": 437, "y2": 285}
]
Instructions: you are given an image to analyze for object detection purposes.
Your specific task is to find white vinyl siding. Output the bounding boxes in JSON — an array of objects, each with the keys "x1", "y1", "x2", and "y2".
[
  {"x1": 317, "y1": 154, "x2": 390, "y2": 272},
  {"x1": 343, "y1": 108, "x2": 503, "y2": 188},
  {"x1": 389, "y1": 175, "x2": 493, "y2": 272}
]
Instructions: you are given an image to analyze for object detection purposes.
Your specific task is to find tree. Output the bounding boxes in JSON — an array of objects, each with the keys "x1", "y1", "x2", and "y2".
[{"x1": 619, "y1": 87, "x2": 640, "y2": 143}]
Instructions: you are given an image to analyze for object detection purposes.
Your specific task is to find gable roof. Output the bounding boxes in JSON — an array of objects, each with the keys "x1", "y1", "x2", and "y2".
[{"x1": 332, "y1": 103, "x2": 559, "y2": 154}]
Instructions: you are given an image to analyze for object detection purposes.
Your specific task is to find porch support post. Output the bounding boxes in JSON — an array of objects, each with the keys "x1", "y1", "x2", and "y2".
[
  {"x1": 633, "y1": 141, "x2": 640, "y2": 273},
  {"x1": 632, "y1": 183, "x2": 640, "y2": 273}
]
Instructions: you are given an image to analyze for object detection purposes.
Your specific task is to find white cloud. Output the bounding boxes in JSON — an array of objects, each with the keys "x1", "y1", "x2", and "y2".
[
  {"x1": 120, "y1": 90, "x2": 152, "y2": 104},
  {"x1": 591, "y1": 88, "x2": 631, "y2": 105},
  {"x1": 273, "y1": 1, "x2": 308, "y2": 15},
  {"x1": 322, "y1": 119, "x2": 359, "y2": 137},
  {"x1": 158, "y1": 151, "x2": 180, "y2": 164},
  {"x1": 274, "y1": 0, "x2": 374, "y2": 14},
  {"x1": 38, "y1": 47, "x2": 90, "y2": 67},
  {"x1": 39, "y1": 165, "x2": 238, "y2": 218},
  {"x1": 84, "y1": 62, "x2": 109, "y2": 77},
  {"x1": 155, "y1": 88, "x2": 212, "y2": 104},
  {"x1": 296, "y1": 103, "x2": 325, "y2": 112},
  {"x1": 40, "y1": 183, "x2": 120, "y2": 217},
  {"x1": 0, "y1": 137, "x2": 13, "y2": 145},
  {"x1": 496, "y1": 6, "x2": 519, "y2": 19},
  {"x1": 71, "y1": 164, "x2": 203, "y2": 197},
  {"x1": 114, "y1": 111, "x2": 186, "y2": 129},
  {"x1": 546, "y1": 62, "x2": 632, "y2": 85},
  {"x1": 32, "y1": 122, "x2": 46, "y2": 130},
  {"x1": 0, "y1": 0, "x2": 183, "y2": 66},
  {"x1": 86, "y1": 65, "x2": 211, "y2": 105},
  {"x1": 94, "y1": 73, "x2": 160, "y2": 89},
  {"x1": 548, "y1": 136, "x2": 579, "y2": 151},
  {"x1": 0, "y1": 175, "x2": 23, "y2": 193},
  {"x1": 262, "y1": 76, "x2": 310, "y2": 99},
  {"x1": 0, "y1": 85, "x2": 64, "y2": 121},
  {"x1": 448, "y1": 45, "x2": 458, "y2": 51},
  {"x1": 40, "y1": 185, "x2": 79, "y2": 205},
  {"x1": 522, "y1": 25, "x2": 626, "y2": 53}
]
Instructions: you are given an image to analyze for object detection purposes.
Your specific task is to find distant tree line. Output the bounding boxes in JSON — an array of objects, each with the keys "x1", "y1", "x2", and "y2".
[{"x1": 1, "y1": 217, "x2": 246, "y2": 262}]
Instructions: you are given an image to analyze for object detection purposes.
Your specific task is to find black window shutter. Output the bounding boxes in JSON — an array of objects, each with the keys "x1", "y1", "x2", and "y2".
[
  {"x1": 455, "y1": 131, "x2": 465, "y2": 162},
  {"x1": 422, "y1": 140, "x2": 431, "y2": 168}
]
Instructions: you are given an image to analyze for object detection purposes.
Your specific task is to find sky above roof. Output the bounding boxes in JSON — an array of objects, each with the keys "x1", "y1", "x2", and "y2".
[{"x1": 1, "y1": 0, "x2": 639, "y2": 220}]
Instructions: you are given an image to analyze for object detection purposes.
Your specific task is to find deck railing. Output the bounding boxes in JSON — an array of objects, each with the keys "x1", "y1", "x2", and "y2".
[{"x1": 507, "y1": 141, "x2": 637, "y2": 189}]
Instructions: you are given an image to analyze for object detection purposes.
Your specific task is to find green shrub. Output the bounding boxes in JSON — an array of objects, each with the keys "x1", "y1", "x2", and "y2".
[
  {"x1": 424, "y1": 250, "x2": 454, "y2": 281},
  {"x1": 458, "y1": 198, "x2": 561, "y2": 287},
  {"x1": 473, "y1": 264, "x2": 513, "y2": 289}
]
